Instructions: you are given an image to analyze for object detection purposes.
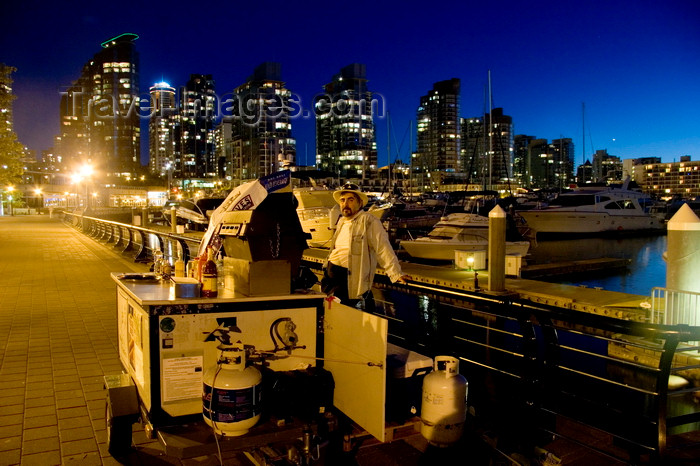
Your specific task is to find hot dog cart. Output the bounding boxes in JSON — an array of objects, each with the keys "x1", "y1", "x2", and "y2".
[{"x1": 104, "y1": 188, "x2": 396, "y2": 462}]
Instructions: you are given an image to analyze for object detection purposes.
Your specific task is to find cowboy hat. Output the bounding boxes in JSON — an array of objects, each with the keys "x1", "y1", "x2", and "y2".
[{"x1": 333, "y1": 183, "x2": 369, "y2": 207}]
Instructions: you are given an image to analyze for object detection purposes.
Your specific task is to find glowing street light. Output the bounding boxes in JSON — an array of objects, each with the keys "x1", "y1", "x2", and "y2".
[
  {"x1": 34, "y1": 188, "x2": 43, "y2": 209},
  {"x1": 6, "y1": 185, "x2": 15, "y2": 216},
  {"x1": 78, "y1": 164, "x2": 93, "y2": 209}
]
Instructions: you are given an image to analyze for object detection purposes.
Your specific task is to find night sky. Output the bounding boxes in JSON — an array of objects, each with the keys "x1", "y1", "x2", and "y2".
[{"x1": 3, "y1": 0, "x2": 699, "y2": 167}]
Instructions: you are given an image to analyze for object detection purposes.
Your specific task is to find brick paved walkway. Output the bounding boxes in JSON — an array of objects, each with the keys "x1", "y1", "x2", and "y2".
[{"x1": 0, "y1": 215, "x2": 170, "y2": 465}]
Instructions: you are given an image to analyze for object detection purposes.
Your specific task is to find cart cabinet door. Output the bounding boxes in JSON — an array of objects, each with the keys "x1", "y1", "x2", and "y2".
[{"x1": 323, "y1": 301, "x2": 388, "y2": 442}]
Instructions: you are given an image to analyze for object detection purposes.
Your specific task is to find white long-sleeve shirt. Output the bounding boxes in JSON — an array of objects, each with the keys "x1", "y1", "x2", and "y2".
[{"x1": 326, "y1": 210, "x2": 404, "y2": 299}]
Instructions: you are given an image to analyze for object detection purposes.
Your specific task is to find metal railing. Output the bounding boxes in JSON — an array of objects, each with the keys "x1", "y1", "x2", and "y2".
[
  {"x1": 650, "y1": 287, "x2": 700, "y2": 326},
  {"x1": 373, "y1": 279, "x2": 700, "y2": 464},
  {"x1": 62, "y1": 211, "x2": 202, "y2": 266}
]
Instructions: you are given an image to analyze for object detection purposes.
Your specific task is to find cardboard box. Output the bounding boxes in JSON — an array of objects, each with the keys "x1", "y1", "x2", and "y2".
[{"x1": 224, "y1": 257, "x2": 291, "y2": 297}]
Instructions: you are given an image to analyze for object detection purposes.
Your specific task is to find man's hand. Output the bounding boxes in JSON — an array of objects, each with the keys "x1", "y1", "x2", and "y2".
[{"x1": 395, "y1": 275, "x2": 410, "y2": 285}]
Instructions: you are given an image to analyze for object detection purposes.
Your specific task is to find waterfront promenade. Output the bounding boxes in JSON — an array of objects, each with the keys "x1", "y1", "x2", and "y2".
[{"x1": 0, "y1": 215, "x2": 163, "y2": 465}]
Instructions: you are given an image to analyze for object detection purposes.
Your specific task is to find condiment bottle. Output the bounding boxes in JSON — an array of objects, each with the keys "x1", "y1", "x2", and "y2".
[
  {"x1": 201, "y1": 247, "x2": 218, "y2": 298},
  {"x1": 174, "y1": 251, "x2": 185, "y2": 278}
]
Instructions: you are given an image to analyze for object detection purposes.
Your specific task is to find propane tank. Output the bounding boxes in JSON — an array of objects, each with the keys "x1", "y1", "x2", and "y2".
[
  {"x1": 420, "y1": 355, "x2": 467, "y2": 446},
  {"x1": 202, "y1": 340, "x2": 262, "y2": 436}
]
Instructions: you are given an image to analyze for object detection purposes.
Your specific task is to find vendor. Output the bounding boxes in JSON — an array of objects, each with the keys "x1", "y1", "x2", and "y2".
[{"x1": 321, "y1": 183, "x2": 409, "y2": 311}]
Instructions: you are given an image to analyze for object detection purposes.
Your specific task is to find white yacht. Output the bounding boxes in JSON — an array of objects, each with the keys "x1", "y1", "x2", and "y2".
[
  {"x1": 519, "y1": 180, "x2": 666, "y2": 237},
  {"x1": 399, "y1": 212, "x2": 531, "y2": 261},
  {"x1": 293, "y1": 188, "x2": 340, "y2": 248}
]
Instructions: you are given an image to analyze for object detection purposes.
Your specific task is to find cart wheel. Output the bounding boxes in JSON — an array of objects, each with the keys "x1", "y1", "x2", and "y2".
[{"x1": 106, "y1": 403, "x2": 133, "y2": 458}]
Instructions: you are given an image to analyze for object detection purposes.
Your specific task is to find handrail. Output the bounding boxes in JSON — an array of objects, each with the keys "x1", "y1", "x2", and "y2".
[
  {"x1": 61, "y1": 211, "x2": 202, "y2": 265},
  {"x1": 373, "y1": 277, "x2": 700, "y2": 463}
]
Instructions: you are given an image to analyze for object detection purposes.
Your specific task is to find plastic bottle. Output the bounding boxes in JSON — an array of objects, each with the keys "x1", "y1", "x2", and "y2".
[
  {"x1": 174, "y1": 251, "x2": 185, "y2": 278},
  {"x1": 201, "y1": 247, "x2": 218, "y2": 298},
  {"x1": 215, "y1": 251, "x2": 225, "y2": 290},
  {"x1": 162, "y1": 258, "x2": 172, "y2": 280},
  {"x1": 153, "y1": 250, "x2": 163, "y2": 278}
]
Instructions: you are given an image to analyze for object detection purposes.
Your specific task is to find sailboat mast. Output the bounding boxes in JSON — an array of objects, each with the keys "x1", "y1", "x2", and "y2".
[
  {"x1": 409, "y1": 120, "x2": 413, "y2": 196},
  {"x1": 387, "y1": 110, "x2": 391, "y2": 193},
  {"x1": 582, "y1": 102, "x2": 586, "y2": 169},
  {"x1": 488, "y1": 70, "x2": 493, "y2": 191}
]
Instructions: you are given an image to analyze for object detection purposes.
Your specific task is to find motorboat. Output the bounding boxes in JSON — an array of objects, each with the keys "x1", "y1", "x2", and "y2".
[
  {"x1": 518, "y1": 179, "x2": 666, "y2": 237},
  {"x1": 398, "y1": 212, "x2": 531, "y2": 261},
  {"x1": 293, "y1": 188, "x2": 340, "y2": 248},
  {"x1": 162, "y1": 197, "x2": 226, "y2": 231},
  {"x1": 368, "y1": 197, "x2": 442, "y2": 227}
]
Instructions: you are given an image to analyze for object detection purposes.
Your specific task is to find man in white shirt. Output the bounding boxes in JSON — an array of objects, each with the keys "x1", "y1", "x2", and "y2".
[{"x1": 322, "y1": 183, "x2": 409, "y2": 311}]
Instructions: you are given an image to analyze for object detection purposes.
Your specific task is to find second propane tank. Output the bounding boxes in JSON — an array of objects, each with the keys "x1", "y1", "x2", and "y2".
[
  {"x1": 420, "y1": 355, "x2": 468, "y2": 446},
  {"x1": 203, "y1": 341, "x2": 262, "y2": 436}
]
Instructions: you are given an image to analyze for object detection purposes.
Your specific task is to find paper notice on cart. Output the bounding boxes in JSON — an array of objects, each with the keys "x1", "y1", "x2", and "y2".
[{"x1": 162, "y1": 356, "x2": 204, "y2": 402}]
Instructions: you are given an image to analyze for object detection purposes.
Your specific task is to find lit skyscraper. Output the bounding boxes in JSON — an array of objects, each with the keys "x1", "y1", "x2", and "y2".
[
  {"x1": 415, "y1": 79, "x2": 460, "y2": 190},
  {"x1": 461, "y1": 107, "x2": 513, "y2": 189},
  {"x1": 148, "y1": 82, "x2": 176, "y2": 179},
  {"x1": 57, "y1": 33, "x2": 141, "y2": 180},
  {"x1": 315, "y1": 64, "x2": 377, "y2": 182},
  {"x1": 229, "y1": 62, "x2": 296, "y2": 181},
  {"x1": 177, "y1": 74, "x2": 216, "y2": 179}
]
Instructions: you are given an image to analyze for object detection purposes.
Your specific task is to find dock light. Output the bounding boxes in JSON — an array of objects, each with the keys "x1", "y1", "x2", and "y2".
[{"x1": 467, "y1": 256, "x2": 474, "y2": 271}]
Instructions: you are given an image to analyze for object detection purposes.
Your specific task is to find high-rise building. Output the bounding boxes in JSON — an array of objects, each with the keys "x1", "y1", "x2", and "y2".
[
  {"x1": 177, "y1": 74, "x2": 217, "y2": 179},
  {"x1": 315, "y1": 64, "x2": 377, "y2": 182},
  {"x1": 461, "y1": 108, "x2": 513, "y2": 189},
  {"x1": 415, "y1": 79, "x2": 460, "y2": 190},
  {"x1": 148, "y1": 82, "x2": 176, "y2": 179},
  {"x1": 56, "y1": 33, "x2": 141, "y2": 180},
  {"x1": 525, "y1": 138, "x2": 551, "y2": 188},
  {"x1": 460, "y1": 117, "x2": 485, "y2": 185},
  {"x1": 513, "y1": 134, "x2": 536, "y2": 187},
  {"x1": 229, "y1": 62, "x2": 296, "y2": 181},
  {"x1": 551, "y1": 138, "x2": 575, "y2": 188},
  {"x1": 487, "y1": 108, "x2": 514, "y2": 184},
  {"x1": 592, "y1": 149, "x2": 622, "y2": 182}
]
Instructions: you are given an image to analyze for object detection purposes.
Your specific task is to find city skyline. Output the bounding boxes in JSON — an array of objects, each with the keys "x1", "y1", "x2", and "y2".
[{"x1": 3, "y1": 0, "x2": 699, "y2": 168}]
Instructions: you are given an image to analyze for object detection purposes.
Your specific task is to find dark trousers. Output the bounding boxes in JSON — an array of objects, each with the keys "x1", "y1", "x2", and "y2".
[{"x1": 321, "y1": 262, "x2": 375, "y2": 312}]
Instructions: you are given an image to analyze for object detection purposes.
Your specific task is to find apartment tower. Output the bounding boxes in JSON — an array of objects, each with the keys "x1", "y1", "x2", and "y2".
[
  {"x1": 415, "y1": 78, "x2": 460, "y2": 190},
  {"x1": 315, "y1": 64, "x2": 377, "y2": 182}
]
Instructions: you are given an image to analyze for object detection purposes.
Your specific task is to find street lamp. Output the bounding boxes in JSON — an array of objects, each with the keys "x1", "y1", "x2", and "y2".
[
  {"x1": 165, "y1": 162, "x2": 174, "y2": 197},
  {"x1": 6, "y1": 185, "x2": 14, "y2": 216},
  {"x1": 34, "y1": 188, "x2": 43, "y2": 211},
  {"x1": 71, "y1": 174, "x2": 82, "y2": 208},
  {"x1": 79, "y1": 164, "x2": 93, "y2": 210}
]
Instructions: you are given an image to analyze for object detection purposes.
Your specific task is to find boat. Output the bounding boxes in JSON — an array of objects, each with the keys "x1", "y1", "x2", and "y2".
[
  {"x1": 162, "y1": 197, "x2": 226, "y2": 231},
  {"x1": 518, "y1": 178, "x2": 666, "y2": 237},
  {"x1": 293, "y1": 188, "x2": 340, "y2": 248},
  {"x1": 398, "y1": 212, "x2": 531, "y2": 261}
]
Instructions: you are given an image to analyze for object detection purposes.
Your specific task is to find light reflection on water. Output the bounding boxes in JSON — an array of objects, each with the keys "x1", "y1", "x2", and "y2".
[{"x1": 527, "y1": 234, "x2": 668, "y2": 296}]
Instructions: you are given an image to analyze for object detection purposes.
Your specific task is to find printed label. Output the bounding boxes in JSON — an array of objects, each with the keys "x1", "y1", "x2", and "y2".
[{"x1": 202, "y1": 383, "x2": 261, "y2": 422}]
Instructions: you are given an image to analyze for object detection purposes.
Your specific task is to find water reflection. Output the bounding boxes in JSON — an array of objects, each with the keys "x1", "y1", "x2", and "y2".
[{"x1": 528, "y1": 235, "x2": 667, "y2": 296}]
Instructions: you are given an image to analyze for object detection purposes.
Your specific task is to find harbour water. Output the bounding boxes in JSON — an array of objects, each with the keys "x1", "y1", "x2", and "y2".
[{"x1": 528, "y1": 234, "x2": 667, "y2": 297}]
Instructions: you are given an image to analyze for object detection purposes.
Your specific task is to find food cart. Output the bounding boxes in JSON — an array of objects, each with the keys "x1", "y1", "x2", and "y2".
[{"x1": 105, "y1": 184, "x2": 397, "y2": 462}]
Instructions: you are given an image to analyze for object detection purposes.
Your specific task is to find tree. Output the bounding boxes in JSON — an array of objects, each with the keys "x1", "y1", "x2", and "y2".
[{"x1": 0, "y1": 64, "x2": 25, "y2": 187}]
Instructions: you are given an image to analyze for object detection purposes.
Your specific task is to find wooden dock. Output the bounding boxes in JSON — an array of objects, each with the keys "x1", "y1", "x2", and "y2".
[
  {"x1": 302, "y1": 248, "x2": 650, "y2": 321},
  {"x1": 520, "y1": 257, "x2": 631, "y2": 279}
]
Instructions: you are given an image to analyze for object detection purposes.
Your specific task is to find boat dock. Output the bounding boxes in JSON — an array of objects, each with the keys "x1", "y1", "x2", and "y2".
[
  {"x1": 520, "y1": 257, "x2": 632, "y2": 279},
  {"x1": 303, "y1": 248, "x2": 649, "y2": 321}
]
